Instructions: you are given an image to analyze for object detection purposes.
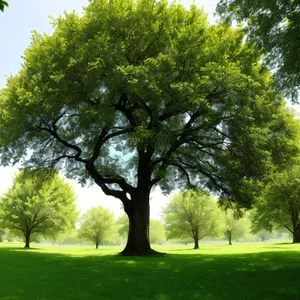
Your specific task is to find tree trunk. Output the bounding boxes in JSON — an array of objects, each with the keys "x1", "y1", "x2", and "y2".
[
  {"x1": 227, "y1": 230, "x2": 232, "y2": 245},
  {"x1": 292, "y1": 224, "x2": 300, "y2": 243},
  {"x1": 96, "y1": 243, "x2": 99, "y2": 249},
  {"x1": 120, "y1": 189, "x2": 152, "y2": 255},
  {"x1": 24, "y1": 233, "x2": 30, "y2": 248},
  {"x1": 193, "y1": 238, "x2": 199, "y2": 249},
  {"x1": 119, "y1": 150, "x2": 165, "y2": 256}
]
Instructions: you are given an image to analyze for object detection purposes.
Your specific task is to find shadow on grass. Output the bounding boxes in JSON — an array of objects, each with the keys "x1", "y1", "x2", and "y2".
[
  {"x1": 165, "y1": 248, "x2": 216, "y2": 252},
  {"x1": 0, "y1": 247, "x2": 299, "y2": 300}
]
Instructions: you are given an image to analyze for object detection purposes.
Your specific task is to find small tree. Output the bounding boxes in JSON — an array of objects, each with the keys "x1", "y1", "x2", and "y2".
[
  {"x1": 251, "y1": 165, "x2": 300, "y2": 243},
  {"x1": 162, "y1": 190, "x2": 221, "y2": 249},
  {"x1": 78, "y1": 206, "x2": 115, "y2": 249},
  {"x1": 224, "y1": 209, "x2": 251, "y2": 245},
  {"x1": 0, "y1": 170, "x2": 78, "y2": 248}
]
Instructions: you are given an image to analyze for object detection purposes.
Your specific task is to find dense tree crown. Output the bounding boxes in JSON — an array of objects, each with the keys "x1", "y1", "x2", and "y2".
[
  {"x1": 0, "y1": 170, "x2": 78, "y2": 248},
  {"x1": 252, "y1": 165, "x2": 300, "y2": 243},
  {"x1": 0, "y1": 0, "x2": 297, "y2": 255},
  {"x1": 217, "y1": 0, "x2": 300, "y2": 101},
  {"x1": 78, "y1": 206, "x2": 115, "y2": 249},
  {"x1": 163, "y1": 190, "x2": 221, "y2": 249}
]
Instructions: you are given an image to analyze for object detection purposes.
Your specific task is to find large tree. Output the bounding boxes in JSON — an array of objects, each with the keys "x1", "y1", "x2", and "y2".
[
  {"x1": 0, "y1": 0, "x2": 296, "y2": 255},
  {"x1": 162, "y1": 190, "x2": 221, "y2": 249},
  {"x1": 78, "y1": 206, "x2": 115, "y2": 249},
  {"x1": 217, "y1": 0, "x2": 300, "y2": 101},
  {"x1": 0, "y1": 170, "x2": 78, "y2": 248},
  {"x1": 251, "y1": 165, "x2": 300, "y2": 243}
]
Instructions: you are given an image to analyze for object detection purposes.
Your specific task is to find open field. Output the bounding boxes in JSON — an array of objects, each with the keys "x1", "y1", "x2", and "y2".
[{"x1": 0, "y1": 242, "x2": 299, "y2": 300}]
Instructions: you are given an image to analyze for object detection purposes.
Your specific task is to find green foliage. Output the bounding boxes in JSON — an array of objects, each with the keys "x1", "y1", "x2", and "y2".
[
  {"x1": 0, "y1": 0, "x2": 295, "y2": 212},
  {"x1": 117, "y1": 214, "x2": 129, "y2": 239},
  {"x1": 0, "y1": 169, "x2": 78, "y2": 247},
  {"x1": 0, "y1": 228, "x2": 16, "y2": 242},
  {"x1": 0, "y1": 0, "x2": 8, "y2": 12},
  {"x1": 150, "y1": 219, "x2": 166, "y2": 244},
  {"x1": 78, "y1": 206, "x2": 115, "y2": 248},
  {"x1": 223, "y1": 209, "x2": 251, "y2": 243},
  {"x1": 0, "y1": 228, "x2": 5, "y2": 242},
  {"x1": 162, "y1": 190, "x2": 222, "y2": 247},
  {"x1": 251, "y1": 164, "x2": 300, "y2": 242},
  {"x1": 54, "y1": 229, "x2": 82, "y2": 245},
  {"x1": 217, "y1": 0, "x2": 300, "y2": 101}
]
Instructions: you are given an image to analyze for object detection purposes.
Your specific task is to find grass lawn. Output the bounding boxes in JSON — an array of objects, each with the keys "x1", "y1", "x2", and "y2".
[{"x1": 0, "y1": 242, "x2": 299, "y2": 299}]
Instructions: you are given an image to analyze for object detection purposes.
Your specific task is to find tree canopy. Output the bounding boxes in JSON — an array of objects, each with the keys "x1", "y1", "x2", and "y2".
[
  {"x1": 251, "y1": 165, "x2": 300, "y2": 243},
  {"x1": 0, "y1": 169, "x2": 78, "y2": 248},
  {"x1": 163, "y1": 190, "x2": 221, "y2": 249},
  {"x1": 0, "y1": 0, "x2": 296, "y2": 255},
  {"x1": 217, "y1": 0, "x2": 300, "y2": 101},
  {"x1": 0, "y1": 0, "x2": 8, "y2": 12},
  {"x1": 78, "y1": 206, "x2": 115, "y2": 248}
]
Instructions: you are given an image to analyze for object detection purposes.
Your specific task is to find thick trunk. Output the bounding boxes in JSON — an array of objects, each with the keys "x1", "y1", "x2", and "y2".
[
  {"x1": 292, "y1": 224, "x2": 300, "y2": 243},
  {"x1": 96, "y1": 243, "x2": 99, "y2": 249},
  {"x1": 24, "y1": 233, "x2": 30, "y2": 248},
  {"x1": 120, "y1": 151, "x2": 164, "y2": 256},
  {"x1": 120, "y1": 189, "x2": 152, "y2": 255}
]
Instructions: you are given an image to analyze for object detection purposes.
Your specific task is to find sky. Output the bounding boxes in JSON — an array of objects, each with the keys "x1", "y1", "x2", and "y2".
[{"x1": 0, "y1": 0, "x2": 220, "y2": 219}]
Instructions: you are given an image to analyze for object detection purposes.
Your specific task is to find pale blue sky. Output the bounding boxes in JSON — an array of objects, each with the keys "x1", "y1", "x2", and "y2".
[{"x1": 0, "y1": 0, "x2": 217, "y2": 218}]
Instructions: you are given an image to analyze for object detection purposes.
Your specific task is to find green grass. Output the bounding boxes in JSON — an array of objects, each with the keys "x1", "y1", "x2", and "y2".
[{"x1": 0, "y1": 242, "x2": 299, "y2": 300}]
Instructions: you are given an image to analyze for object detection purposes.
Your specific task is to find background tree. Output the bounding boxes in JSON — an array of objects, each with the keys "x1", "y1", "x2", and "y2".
[
  {"x1": 0, "y1": 0, "x2": 8, "y2": 12},
  {"x1": 150, "y1": 220, "x2": 166, "y2": 245},
  {"x1": 55, "y1": 229, "x2": 82, "y2": 246},
  {"x1": 0, "y1": 0, "x2": 297, "y2": 255},
  {"x1": 163, "y1": 190, "x2": 221, "y2": 249},
  {"x1": 117, "y1": 214, "x2": 129, "y2": 240},
  {"x1": 251, "y1": 165, "x2": 300, "y2": 243},
  {"x1": 224, "y1": 209, "x2": 251, "y2": 245},
  {"x1": 78, "y1": 206, "x2": 115, "y2": 249},
  {"x1": 0, "y1": 170, "x2": 78, "y2": 248},
  {"x1": 0, "y1": 228, "x2": 5, "y2": 242},
  {"x1": 217, "y1": 0, "x2": 300, "y2": 101}
]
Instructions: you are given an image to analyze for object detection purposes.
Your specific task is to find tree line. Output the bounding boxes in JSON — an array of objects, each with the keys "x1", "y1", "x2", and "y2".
[
  {"x1": 0, "y1": 169, "x2": 297, "y2": 248},
  {"x1": 0, "y1": 0, "x2": 300, "y2": 255}
]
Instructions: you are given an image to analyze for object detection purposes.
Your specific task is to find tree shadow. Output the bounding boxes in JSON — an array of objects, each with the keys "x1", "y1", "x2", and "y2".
[{"x1": 0, "y1": 246, "x2": 299, "y2": 299}]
